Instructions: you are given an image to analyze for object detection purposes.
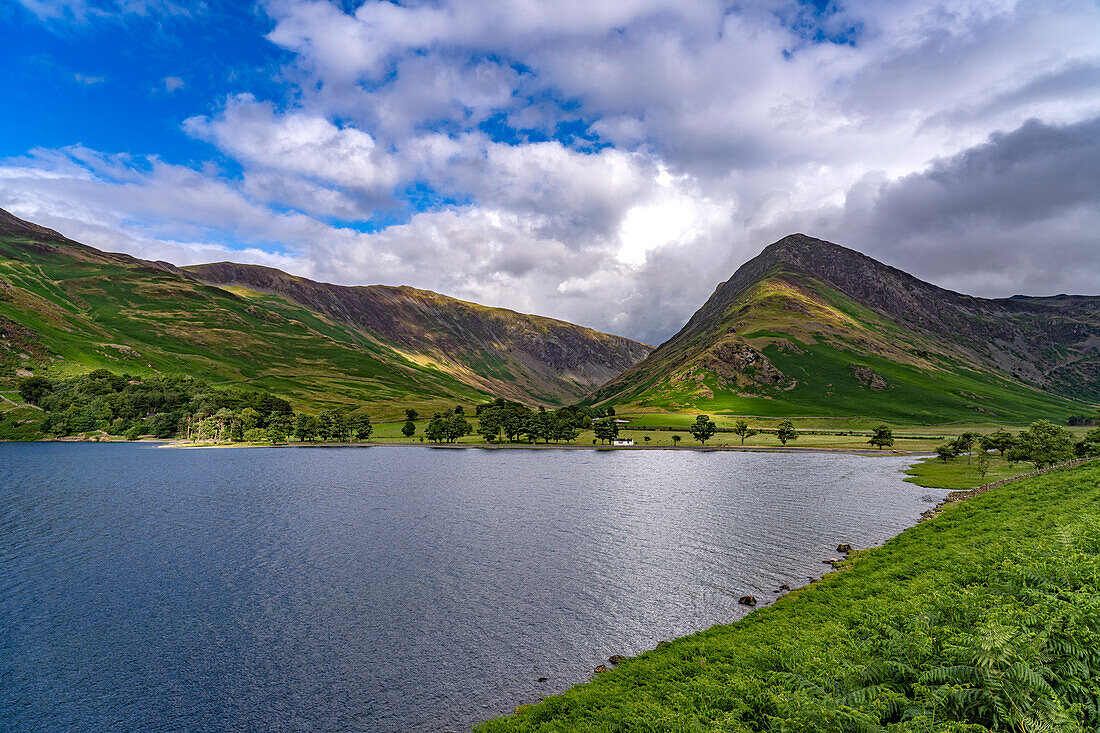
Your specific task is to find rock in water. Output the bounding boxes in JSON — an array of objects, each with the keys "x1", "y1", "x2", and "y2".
[{"x1": 738, "y1": 595, "x2": 757, "y2": 606}]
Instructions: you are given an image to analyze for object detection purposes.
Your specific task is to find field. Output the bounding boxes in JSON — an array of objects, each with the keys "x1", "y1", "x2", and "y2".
[
  {"x1": 351, "y1": 414, "x2": 1092, "y2": 455},
  {"x1": 475, "y1": 459, "x2": 1100, "y2": 732}
]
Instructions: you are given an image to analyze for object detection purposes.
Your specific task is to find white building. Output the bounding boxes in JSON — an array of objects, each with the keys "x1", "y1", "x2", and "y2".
[{"x1": 612, "y1": 438, "x2": 634, "y2": 446}]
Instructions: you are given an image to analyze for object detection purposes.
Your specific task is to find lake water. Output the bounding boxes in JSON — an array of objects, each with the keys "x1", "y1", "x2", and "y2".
[{"x1": 1, "y1": 443, "x2": 943, "y2": 732}]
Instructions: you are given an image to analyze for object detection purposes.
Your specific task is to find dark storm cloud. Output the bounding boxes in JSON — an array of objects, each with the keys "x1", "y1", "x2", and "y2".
[{"x1": 837, "y1": 116, "x2": 1100, "y2": 297}]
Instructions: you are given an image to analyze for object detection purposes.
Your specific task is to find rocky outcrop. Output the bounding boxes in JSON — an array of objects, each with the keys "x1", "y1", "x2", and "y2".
[
  {"x1": 706, "y1": 342, "x2": 786, "y2": 385},
  {"x1": 850, "y1": 365, "x2": 890, "y2": 390}
]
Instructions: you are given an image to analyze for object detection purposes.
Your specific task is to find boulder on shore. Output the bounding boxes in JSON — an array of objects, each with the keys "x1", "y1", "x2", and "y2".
[
  {"x1": 837, "y1": 543, "x2": 852, "y2": 553},
  {"x1": 738, "y1": 595, "x2": 757, "y2": 606},
  {"x1": 593, "y1": 665, "x2": 608, "y2": 674},
  {"x1": 608, "y1": 655, "x2": 626, "y2": 665}
]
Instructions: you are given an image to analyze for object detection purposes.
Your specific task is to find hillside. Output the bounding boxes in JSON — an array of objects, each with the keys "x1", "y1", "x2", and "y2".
[
  {"x1": 185, "y1": 261, "x2": 650, "y2": 404},
  {"x1": 0, "y1": 209, "x2": 649, "y2": 416},
  {"x1": 590, "y1": 234, "x2": 1099, "y2": 422}
]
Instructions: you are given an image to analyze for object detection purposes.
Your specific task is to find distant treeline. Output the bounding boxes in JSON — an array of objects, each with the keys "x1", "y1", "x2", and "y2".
[
  {"x1": 8, "y1": 371, "x2": 626, "y2": 445},
  {"x1": 12, "y1": 370, "x2": 307, "y2": 442},
  {"x1": 417, "y1": 399, "x2": 619, "y2": 444}
]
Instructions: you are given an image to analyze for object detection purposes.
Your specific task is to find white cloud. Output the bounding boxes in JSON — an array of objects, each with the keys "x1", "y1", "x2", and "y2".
[
  {"x1": 7, "y1": 0, "x2": 1100, "y2": 346},
  {"x1": 163, "y1": 75, "x2": 184, "y2": 92},
  {"x1": 185, "y1": 94, "x2": 402, "y2": 196}
]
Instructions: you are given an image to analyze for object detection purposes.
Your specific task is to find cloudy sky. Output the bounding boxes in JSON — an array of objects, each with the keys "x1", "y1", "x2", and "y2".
[{"x1": 1, "y1": 0, "x2": 1098, "y2": 344}]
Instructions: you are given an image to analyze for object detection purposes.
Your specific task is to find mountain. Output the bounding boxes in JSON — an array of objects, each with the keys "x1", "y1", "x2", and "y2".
[
  {"x1": 184, "y1": 261, "x2": 650, "y2": 403},
  {"x1": 0, "y1": 208, "x2": 649, "y2": 416},
  {"x1": 589, "y1": 234, "x2": 1099, "y2": 422}
]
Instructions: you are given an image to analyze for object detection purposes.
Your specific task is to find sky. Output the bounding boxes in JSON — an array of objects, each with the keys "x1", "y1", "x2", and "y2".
[{"x1": 1, "y1": 0, "x2": 1098, "y2": 345}]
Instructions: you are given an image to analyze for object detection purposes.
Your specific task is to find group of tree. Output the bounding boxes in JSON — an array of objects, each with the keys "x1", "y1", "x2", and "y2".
[
  {"x1": 934, "y1": 421, "x2": 1100, "y2": 471},
  {"x1": 294, "y1": 410, "x2": 373, "y2": 443},
  {"x1": 424, "y1": 407, "x2": 472, "y2": 443},
  {"x1": 472, "y1": 399, "x2": 591, "y2": 444},
  {"x1": 16, "y1": 370, "x2": 374, "y2": 444}
]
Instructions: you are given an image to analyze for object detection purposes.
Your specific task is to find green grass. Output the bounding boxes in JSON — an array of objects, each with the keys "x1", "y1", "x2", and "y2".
[
  {"x1": 476, "y1": 460, "x2": 1100, "y2": 732},
  {"x1": 903, "y1": 454, "x2": 1027, "y2": 490}
]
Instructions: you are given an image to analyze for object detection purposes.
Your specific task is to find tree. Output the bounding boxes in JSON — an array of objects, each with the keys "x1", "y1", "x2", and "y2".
[
  {"x1": 593, "y1": 418, "x2": 619, "y2": 444},
  {"x1": 267, "y1": 413, "x2": 293, "y2": 444},
  {"x1": 244, "y1": 428, "x2": 266, "y2": 443},
  {"x1": 402, "y1": 420, "x2": 416, "y2": 438},
  {"x1": 425, "y1": 413, "x2": 446, "y2": 442},
  {"x1": 295, "y1": 414, "x2": 318, "y2": 442},
  {"x1": 476, "y1": 408, "x2": 502, "y2": 442},
  {"x1": 775, "y1": 419, "x2": 798, "y2": 446},
  {"x1": 317, "y1": 409, "x2": 349, "y2": 442},
  {"x1": 732, "y1": 419, "x2": 757, "y2": 445},
  {"x1": 868, "y1": 425, "x2": 894, "y2": 449},
  {"x1": 239, "y1": 407, "x2": 262, "y2": 431},
  {"x1": 351, "y1": 414, "x2": 373, "y2": 441},
  {"x1": 954, "y1": 431, "x2": 982, "y2": 464},
  {"x1": 266, "y1": 423, "x2": 288, "y2": 444},
  {"x1": 405, "y1": 408, "x2": 418, "y2": 421},
  {"x1": 532, "y1": 408, "x2": 554, "y2": 444},
  {"x1": 197, "y1": 417, "x2": 218, "y2": 441},
  {"x1": 18, "y1": 375, "x2": 52, "y2": 405},
  {"x1": 981, "y1": 428, "x2": 1016, "y2": 457},
  {"x1": 672, "y1": 434, "x2": 681, "y2": 446},
  {"x1": 689, "y1": 415, "x2": 717, "y2": 444},
  {"x1": 1076, "y1": 428, "x2": 1100, "y2": 457},
  {"x1": 935, "y1": 443, "x2": 960, "y2": 463},
  {"x1": 445, "y1": 413, "x2": 470, "y2": 443},
  {"x1": 500, "y1": 408, "x2": 528, "y2": 443},
  {"x1": 213, "y1": 407, "x2": 235, "y2": 441},
  {"x1": 1014, "y1": 420, "x2": 1075, "y2": 469},
  {"x1": 974, "y1": 448, "x2": 991, "y2": 479},
  {"x1": 551, "y1": 417, "x2": 578, "y2": 443}
]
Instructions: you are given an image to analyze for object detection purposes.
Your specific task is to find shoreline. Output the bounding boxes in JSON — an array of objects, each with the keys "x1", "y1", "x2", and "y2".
[
  {"x1": 2, "y1": 436, "x2": 928, "y2": 455},
  {"x1": 165, "y1": 439, "x2": 926, "y2": 456},
  {"x1": 476, "y1": 459, "x2": 1100, "y2": 731}
]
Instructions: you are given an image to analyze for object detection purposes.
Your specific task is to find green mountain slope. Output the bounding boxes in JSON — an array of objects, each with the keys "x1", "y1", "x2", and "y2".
[
  {"x1": 589, "y1": 234, "x2": 1099, "y2": 422},
  {"x1": 185, "y1": 261, "x2": 650, "y2": 405},
  {"x1": 0, "y1": 208, "x2": 649, "y2": 416}
]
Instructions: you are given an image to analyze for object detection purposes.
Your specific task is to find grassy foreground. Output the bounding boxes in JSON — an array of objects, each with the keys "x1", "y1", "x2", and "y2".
[{"x1": 477, "y1": 461, "x2": 1100, "y2": 732}]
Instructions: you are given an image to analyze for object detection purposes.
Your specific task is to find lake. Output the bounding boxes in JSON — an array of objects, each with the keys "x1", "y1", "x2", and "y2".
[{"x1": 1, "y1": 443, "x2": 943, "y2": 732}]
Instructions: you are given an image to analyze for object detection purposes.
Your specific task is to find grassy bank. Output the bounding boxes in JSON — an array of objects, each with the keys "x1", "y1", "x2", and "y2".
[
  {"x1": 476, "y1": 460, "x2": 1100, "y2": 732},
  {"x1": 903, "y1": 453, "x2": 1028, "y2": 490}
]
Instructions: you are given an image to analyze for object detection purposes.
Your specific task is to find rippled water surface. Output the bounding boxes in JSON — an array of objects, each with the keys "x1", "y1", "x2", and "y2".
[{"x1": 1, "y1": 443, "x2": 944, "y2": 732}]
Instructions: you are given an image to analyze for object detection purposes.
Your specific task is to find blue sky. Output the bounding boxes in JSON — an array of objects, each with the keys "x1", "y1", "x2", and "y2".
[{"x1": 2, "y1": 0, "x2": 1099, "y2": 343}]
